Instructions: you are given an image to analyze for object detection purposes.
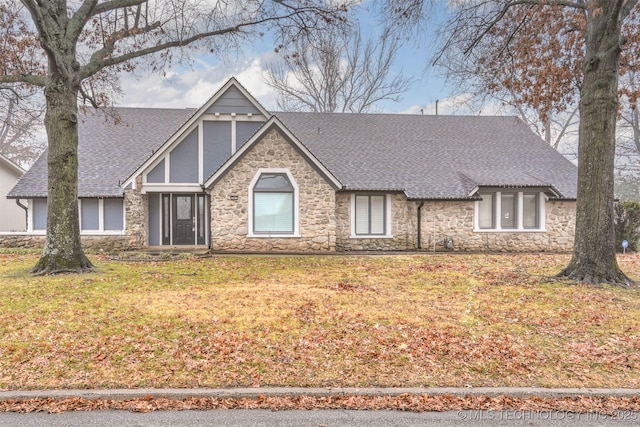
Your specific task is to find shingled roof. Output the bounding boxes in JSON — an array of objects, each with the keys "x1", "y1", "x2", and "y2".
[
  {"x1": 9, "y1": 107, "x2": 577, "y2": 200},
  {"x1": 9, "y1": 107, "x2": 195, "y2": 198},
  {"x1": 275, "y1": 112, "x2": 578, "y2": 199}
]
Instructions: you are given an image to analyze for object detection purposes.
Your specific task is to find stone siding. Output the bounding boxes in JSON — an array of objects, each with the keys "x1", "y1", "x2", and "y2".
[
  {"x1": 335, "y1": 193, "x2": 417, "y2": 251},
  {"x1": 335, "y1": 195, "x2": 575, "y2": 253},
  {"x1": 123, "y1": 177, "x2": 147, "y2": 249},
  {"x1": 0, "y1": 234, "x2": 131, "y2": 252},
  {"x1": 419, "y1": 199, "x2": 576, "y2": 252},
  {"x1": 209, "y1": 129, "x2": 337, "y2": 252}
]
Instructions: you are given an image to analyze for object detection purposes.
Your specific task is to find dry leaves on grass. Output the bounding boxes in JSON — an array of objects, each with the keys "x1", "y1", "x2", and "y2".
[
  {"x1": 1, "y1": 253, "x2": 639, "y2": 390},
  {"x1": 1, "y1": 394, "x2": 640, "y2": 415}
]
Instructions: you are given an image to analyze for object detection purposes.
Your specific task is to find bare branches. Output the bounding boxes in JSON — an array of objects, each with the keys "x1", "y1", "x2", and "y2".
[
  {"x1": 264, "y1": 28, "x2": 411, "y2": 113},
  {"x1": 0, "y1": 86, "x2": 45, "y2": 165},
  {"x1": 6, "y1": 1, "x2": 351, "y2": 90}
]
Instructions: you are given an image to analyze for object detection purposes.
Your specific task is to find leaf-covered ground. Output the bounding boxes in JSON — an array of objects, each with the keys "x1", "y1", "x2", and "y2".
[{"x1": 1, "y1": 251, "x2": 639, "y2": 391}]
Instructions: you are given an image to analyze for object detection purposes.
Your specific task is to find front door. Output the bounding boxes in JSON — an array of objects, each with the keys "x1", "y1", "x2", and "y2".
[{"x1": 173, "y1": 195, "x2": 195, "y2": 245}]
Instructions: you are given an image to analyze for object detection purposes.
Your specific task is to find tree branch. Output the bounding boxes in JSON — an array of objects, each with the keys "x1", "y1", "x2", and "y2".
[
  {"x1": 0, "y1": 74, "x2": 46, "y2": 87},
  {"x1": 80, "y1": 6, "x2": 334, "y2": 80}
]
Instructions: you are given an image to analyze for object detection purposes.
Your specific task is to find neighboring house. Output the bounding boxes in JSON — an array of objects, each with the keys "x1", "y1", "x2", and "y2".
[
  {"x1": 0, "y1": 153, "x2": 26, "y2": 233},
  {"x1": 5, "y1": 77, "x2": 578, "y2": 252}
]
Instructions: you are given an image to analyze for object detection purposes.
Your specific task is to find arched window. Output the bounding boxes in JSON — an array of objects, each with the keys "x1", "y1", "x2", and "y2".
[{"x1": 252, "y1": 172, "x2": 296, "y2": 234}]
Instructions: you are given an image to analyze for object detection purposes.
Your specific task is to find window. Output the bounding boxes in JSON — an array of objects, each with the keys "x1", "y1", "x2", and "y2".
[
  {"x1": 522, "y1": 193, "x2": 539, "y2": 229},
  {"x1": 79, "y1": 198, "x2": 125, "y2": 233},
  {"x1": 476, "y1": 191, "x2": 544, "y2": 231},
  {"x1": 32, "y1": 198, "x2": 47, "y2": 231},
  {"x1": 355, "y1": 195, "x2": 386, "y2": 235},
  {"x1": 81, "y1": 199, "x2": 100, "y2": 230},
  {"x1": 500, "y1": 193, "x2": 516, "y2": 229},
  {"x1": 252, "y1": 172, "x2": 295, "y2": 234},
  {"x1": 478, "y1": 193, "x2": 494, "y2": 229}
]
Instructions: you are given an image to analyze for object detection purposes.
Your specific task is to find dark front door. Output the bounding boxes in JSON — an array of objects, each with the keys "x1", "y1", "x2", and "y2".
[{"x1": 173, "y1": 195, "x2": 195, "y2": 245}]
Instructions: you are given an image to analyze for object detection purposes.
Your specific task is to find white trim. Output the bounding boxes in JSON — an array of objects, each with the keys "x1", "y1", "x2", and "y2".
[
  {"x1": 27, "y1": 199, "x2": 34, "y2": 232},
  {"x1": 0, "y1": 231, "x2": 45, "y2": 236},
  {"x1": 98, "y1": 199, "x2": 105, "y2": 231},
  {"x1": 247, "y1": 168, "x2": 300, "y2": 238},
  {"x1": 78, "y1": 198, "x2": 127, "y2": 234},
  {"x1": 80, "y1": 231, "x2": 126, "y2": 236},
  {"x1": 121, "y1": 78, "x2": 270, "y2": 189},
  {"x1": 204, "y1": 116, "x2": 342, "y2": 190},
  {"x1": 140, "y1": 184, "x2": 202, "y2": 194},
  {"x1": 157, "y1": 194, "x2": 163, "y2": 246},
  {"x1": 349, "y1": 194, "x2": 393, "y2": 238},
  {"x1": 201, "y1": 113, "x2": 267, "y2": 121},
  {"x1": 231, "y1": 115, "x2": 237, "y2": 153},
  {"x1": 0, "y1": 153, "x2": 25, "y2": 175},
  {"x1": 474, "y1": 190, "x2": 547, "y2": 232},
  {"x1": 198, "y1": 122, "x2": 204, "y2": 183}
]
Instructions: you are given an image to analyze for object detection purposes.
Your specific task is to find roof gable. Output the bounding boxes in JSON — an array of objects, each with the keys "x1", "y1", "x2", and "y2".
[
  {"x1": 204, "y1": 116, "x2": 342, "y2": 190},
  {"x1": 8, "y1": 107, "x2": 194, "y2": 198},
  {"x1": 122, "y1": 77, "x2": 269, "y2": 189}
]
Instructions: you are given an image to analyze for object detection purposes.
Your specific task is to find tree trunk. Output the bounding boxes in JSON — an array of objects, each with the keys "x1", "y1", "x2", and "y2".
[
  {"x1": 557, "y1": 2, "x2": 632, "y2": 286},
  {"x1": 32, "y1": 71, "x2": 93, "y2": 275}
]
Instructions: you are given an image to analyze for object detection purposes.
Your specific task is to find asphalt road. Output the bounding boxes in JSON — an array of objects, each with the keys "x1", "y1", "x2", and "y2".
[{"x1": 1, "y1": 409, "x2": 639, "y2": 426}]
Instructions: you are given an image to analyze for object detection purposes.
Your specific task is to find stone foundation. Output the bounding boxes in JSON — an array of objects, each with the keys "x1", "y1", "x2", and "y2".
[{"x1": 0, "y1": 234, "x2": 131, "y2": 252}]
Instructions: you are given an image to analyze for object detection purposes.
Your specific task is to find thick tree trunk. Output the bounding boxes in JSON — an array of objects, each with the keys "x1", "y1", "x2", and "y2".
[
  {"x1": 32, "y1": 72, "x2": 93, "y2": 275},
  {"x1": 557, "y1": 1, "x2": 632, "y2": 286}
]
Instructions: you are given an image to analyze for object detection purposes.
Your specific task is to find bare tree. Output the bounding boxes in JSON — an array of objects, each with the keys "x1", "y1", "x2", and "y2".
[
  {"x1": 0, "y1": 87, "x2": 45, "y2": 167},
  {"x1": 264, "y1": 28, "x2": 412, "y2": 113},
  {"x1": 1, "y1": 0, "x2": 350, "y2": 274},
  {"x1": 423, "y1": 0, "x2": 638, "y2": 285}
]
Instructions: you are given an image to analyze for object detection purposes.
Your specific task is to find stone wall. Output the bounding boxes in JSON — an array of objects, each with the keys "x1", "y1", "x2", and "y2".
[
  {"x1": 209, "y1": 129, "x2": 337, "y2": 252},
  {"x1": 0, "y1": 234, "x2": 131, "y2": 252},
  {"x1": 124, "y1": 177, "x2": 147, "y2": 249},
  {"x1": 335, "y1": 193, "x2": 417, "y2": 251},
  {"x1": 334, "y1": 195, "x2": 576, "y2": 253},
  {"x1": 419, "y1": 199, "x2": 576, "y2": 252}
]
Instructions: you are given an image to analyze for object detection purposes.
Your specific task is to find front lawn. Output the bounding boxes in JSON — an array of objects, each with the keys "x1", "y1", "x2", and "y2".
[{"x1": 1, "y1": 251, "x2": 639, "y2": 390}]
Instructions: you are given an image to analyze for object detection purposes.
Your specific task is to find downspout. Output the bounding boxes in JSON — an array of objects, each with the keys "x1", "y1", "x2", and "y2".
[
  {"x1": 15, "y1": 199, "x2": 28, "y2": 230},
  {"x1": 417, "y1": 201, "x2": 425, "y2": 250}
]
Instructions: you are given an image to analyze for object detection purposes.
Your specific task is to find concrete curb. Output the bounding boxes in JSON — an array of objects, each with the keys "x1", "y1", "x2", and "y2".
[{"x1": 0, "y1": 387, "x2": 638, "y2": 401}]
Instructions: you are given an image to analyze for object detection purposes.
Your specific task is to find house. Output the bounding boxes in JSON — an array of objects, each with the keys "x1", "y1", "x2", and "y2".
[
  {"x1": 5, "y1": 77, "x2": 578, "y2": 252},
  {"x1": 0, "y1": 153, "x2": 26, "y2": 233}
]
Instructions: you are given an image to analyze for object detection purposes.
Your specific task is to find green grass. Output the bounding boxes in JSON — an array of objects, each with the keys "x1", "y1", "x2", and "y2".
[{"x1": 0, "y1": 251, "x2": 639, "y2": 390}]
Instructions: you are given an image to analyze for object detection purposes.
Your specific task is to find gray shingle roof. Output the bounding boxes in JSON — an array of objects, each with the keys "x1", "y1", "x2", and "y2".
[
  {"x1": 9, "y1": 107, "x2": 194, "y2": 198},
  {"x1": 276, "y1": 112, "x2": 578, "y2": 199},
  {"x1": 9, "y1": 107, "x2": 577, "y2": 200}
]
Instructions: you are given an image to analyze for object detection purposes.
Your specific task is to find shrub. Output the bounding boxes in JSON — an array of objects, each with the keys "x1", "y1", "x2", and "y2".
[{"x1": 614, "y1": 201, "x2": 640, "y2": 252}]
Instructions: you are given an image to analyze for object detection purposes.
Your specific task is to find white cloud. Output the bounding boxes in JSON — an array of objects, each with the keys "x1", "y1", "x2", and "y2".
[{"x1": 117, "y1": 52, "x2": 280, "y2": 110}]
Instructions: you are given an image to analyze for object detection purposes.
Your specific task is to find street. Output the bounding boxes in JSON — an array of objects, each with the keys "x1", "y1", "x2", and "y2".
[{"x1": 0, "y1": 409, "x2": 638, "y2": 427}]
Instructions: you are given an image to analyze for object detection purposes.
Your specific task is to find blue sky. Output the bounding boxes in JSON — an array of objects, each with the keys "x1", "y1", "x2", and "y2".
[{"x1": 118, "y1": 1, "x2": 468, "y2": 115}]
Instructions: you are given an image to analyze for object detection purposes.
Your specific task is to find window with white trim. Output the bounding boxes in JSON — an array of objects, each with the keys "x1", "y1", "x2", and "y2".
[
  {"x1": 79, "y1": 198, "x2": 125, "y2": 233},
  {"x1": 252, "y1": 173, "x2": 295, "y2": 234},
  {"x1": 476, "y1": 191, "x2": 544, "y2": 231}
]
